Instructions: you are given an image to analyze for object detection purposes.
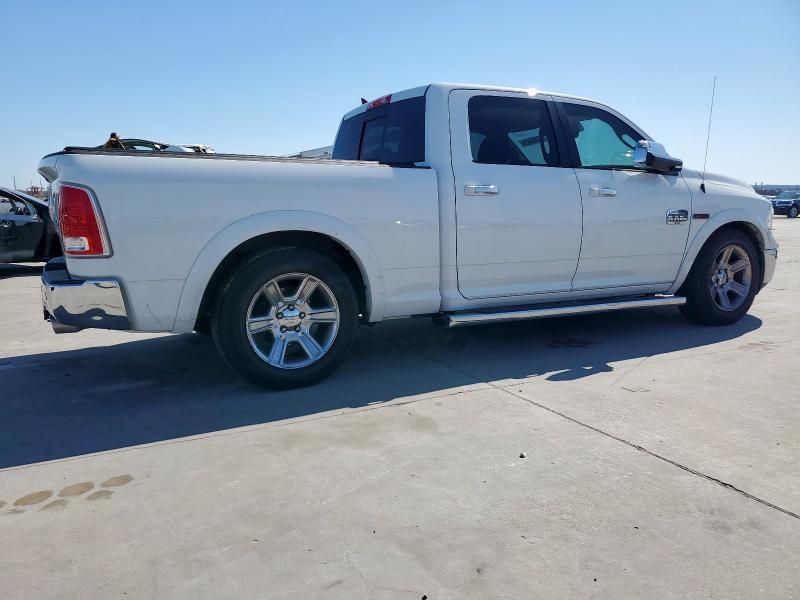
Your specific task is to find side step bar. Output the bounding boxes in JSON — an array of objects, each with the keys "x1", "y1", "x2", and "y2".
[{"x1": 442, "y1": 295, "x2": 686, "y2": 328}]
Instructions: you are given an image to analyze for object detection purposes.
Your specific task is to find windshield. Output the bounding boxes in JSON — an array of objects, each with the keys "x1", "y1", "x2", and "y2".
[{"x1": 775, "y1": 191, "x2": 800, "y2": 199}]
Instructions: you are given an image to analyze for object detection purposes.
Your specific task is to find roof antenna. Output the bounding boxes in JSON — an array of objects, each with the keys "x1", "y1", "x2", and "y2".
[
  {"x1": 700, "y1": 75, "x2": 717, "y2": 194},
  {"x1": 360, "y1": 97, "x2": 368, "y2": 105}
]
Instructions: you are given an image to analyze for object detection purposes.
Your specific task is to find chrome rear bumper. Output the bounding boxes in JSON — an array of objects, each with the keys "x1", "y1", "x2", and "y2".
[{"x1": 41, "y1": 257, "x2": 130, "y2": 333}]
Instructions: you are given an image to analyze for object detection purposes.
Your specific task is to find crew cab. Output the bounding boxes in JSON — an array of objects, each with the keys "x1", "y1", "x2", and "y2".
[{"x1": 38, "y1": 83, "x2": 778, "y2": 388}]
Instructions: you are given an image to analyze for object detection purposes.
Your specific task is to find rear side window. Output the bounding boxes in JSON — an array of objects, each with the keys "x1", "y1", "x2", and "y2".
[
  {"x1": 467, "y1": 96, "x2": 559, "y2": 167},
  {"x1": 332, "y1": 96, "x2": 426, "y2": 164}
]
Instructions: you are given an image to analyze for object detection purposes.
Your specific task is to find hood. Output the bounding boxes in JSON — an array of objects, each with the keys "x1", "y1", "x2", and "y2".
[{"x1": 681, "y1": 168, "x2": 752, "y2": 191}]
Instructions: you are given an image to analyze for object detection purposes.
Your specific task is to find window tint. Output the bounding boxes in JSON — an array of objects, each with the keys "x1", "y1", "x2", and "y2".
[
  {"x1": 359, "y1": 118, "x2": 386, "y2": 161},
  {"x1": 331, "y1": 115, "x2": 362, "y2": 160},
  {"x1": 561, "y1": 103, "x2": 642, "y2": 168},
  {"x1": 467, "y1": 96, "x2": 559, "y2": 167},
  {"x1": 332, "y1": 96, "x2": 426, "y2": 164}
]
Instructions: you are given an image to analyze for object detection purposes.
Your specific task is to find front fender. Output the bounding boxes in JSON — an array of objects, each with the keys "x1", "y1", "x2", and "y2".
[
  {"x1": 172, "y1": 210, "x2": 385, "y2": 333},
  {"x1": 667, "y1": 208, "x2": 773, "y2": 294}
]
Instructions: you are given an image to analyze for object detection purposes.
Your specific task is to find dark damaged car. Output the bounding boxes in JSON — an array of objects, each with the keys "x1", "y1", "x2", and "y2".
[{"x1": 0, "y1": 187, "x2": 61, "y2": 264}]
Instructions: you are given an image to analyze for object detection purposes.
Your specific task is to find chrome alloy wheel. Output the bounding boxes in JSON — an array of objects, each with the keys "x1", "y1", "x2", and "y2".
[
  {"x1": 709, "y1": 244, "x2": 752, "y2": 312},
  {"x1": 245, "y1": 273, "x2": 340, "y2": 369}
]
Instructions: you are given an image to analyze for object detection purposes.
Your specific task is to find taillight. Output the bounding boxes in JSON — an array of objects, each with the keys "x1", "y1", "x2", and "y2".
[
  {"x1": 367, "y1": 94, "x2": 391, "y2": 110},
  {"x1": 58, "y1": 185, "x2": 109, "y2": 257}
]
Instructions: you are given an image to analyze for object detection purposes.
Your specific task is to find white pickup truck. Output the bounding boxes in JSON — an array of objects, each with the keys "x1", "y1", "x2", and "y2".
[{"x1": 39, "y1": 83, "x2": 778, "y2": 388}]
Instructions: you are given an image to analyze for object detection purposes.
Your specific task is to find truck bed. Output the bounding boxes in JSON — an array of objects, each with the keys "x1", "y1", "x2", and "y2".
[{"x1": 38, "y1": 148, "x2": 441, "y2": 332}]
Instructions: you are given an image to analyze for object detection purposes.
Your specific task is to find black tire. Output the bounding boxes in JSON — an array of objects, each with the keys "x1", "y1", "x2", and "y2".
[
  {"x1": 211, "y1": 248, "x2": 359, "y2": 389},
  {"x1": 193, "y1": 315, "x2": 211, "y2": 336},
  {"x1": 679, "y1": 229, "x2": 761, "y2": 326},
  {"x1": 788, "y1": 205, "x2": 799, "y2": 219}
]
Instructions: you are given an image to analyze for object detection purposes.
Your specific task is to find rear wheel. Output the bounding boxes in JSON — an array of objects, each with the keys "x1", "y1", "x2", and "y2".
[
  {"x1": 211, "y1": 248, "x2": 359, "y2": 389},
  {"x1": 679, "y1": 229, "x2": 760, "y2": 326}
]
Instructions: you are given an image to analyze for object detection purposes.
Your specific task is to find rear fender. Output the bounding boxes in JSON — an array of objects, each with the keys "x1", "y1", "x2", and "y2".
[{"x1": 173, "y1": 211, "x2": 385, "y2": 333}]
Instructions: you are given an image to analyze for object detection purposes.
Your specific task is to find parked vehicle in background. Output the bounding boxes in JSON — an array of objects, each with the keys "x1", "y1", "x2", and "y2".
[
  {"x1": 38, "y1": 83, "x2": 778, "y2": 389},
  {"x1": 82, "y1": 139, "x2": 215, "y2": 153},
  {"x1": 0, "y1": 187, "x2": 61, "y2": 264},
  {"x1": 771, "y1": 190, "x2": 800, "y2": 218},
  {"x1": 178, "y1": 144, "x2": 216, "y2": 154},
  {"x1": 285, "y1": 146, "x2": 333, "y2": 159}
]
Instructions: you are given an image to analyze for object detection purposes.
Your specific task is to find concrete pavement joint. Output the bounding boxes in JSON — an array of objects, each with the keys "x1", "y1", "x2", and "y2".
[
  {"x1": 364, "y1": 328, "x2": 800, "y2": 522},
  {"x1": 505, "y1": 389, "x2": 800, "y2": 521},
  {"x1": 609, "y1": 355, "x2": 650, "y2": 387}
]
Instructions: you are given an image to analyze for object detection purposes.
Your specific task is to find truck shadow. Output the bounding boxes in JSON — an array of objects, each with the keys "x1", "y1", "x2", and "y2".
[
  {"x1": 0, "y1": 264, "x2": 43, "y2": 280},
  {"x1": 1, "y1": 307, "x2": 760, "y2": 468}
]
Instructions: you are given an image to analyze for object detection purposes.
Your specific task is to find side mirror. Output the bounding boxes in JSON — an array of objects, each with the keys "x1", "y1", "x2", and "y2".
[{"x1": 634, "y1": 140, "x2": 682, "y2": 174}]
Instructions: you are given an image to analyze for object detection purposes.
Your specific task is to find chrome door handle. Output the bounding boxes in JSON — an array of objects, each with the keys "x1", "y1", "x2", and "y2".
[
  {"x1": 589, "y1": 186, "x2": 617, "y2": 197},
  {"x1": 464, "y1": 184, "x2": 499, "y2": 196}
]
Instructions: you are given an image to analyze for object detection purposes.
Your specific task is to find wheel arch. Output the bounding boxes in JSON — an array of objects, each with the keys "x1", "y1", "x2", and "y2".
[
  {"x1": 173, "y1": 211, "x2": 385, "y2": 333},
  {"x1": 669, "y1": 211, "x2": 766, "y2": 294}
]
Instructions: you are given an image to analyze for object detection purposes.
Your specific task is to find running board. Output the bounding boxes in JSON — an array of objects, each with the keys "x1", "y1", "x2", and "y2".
[{"x1": 442, "y1": 295, "x2": 686, "y2": 328}]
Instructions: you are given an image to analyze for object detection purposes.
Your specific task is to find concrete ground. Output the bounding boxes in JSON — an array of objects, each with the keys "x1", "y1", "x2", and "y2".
[{"x1": 1, "y1": 219, "x2": 798, "y2": 599}]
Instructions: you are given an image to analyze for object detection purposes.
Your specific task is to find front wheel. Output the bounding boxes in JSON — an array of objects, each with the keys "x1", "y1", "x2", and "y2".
[
  {"x1": 788, "y1": 205, "x2": 799, "y2": 219},
  {"x1": 211, "y1": 248, "x2": 359, "y2": 389},
  {"x1": 679, "y1": 229, "x2": 761, "y2": 326}
]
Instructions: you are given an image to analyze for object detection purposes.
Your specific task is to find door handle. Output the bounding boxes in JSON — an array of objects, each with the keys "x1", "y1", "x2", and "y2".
[
  {"x1": 464, "y1": 184, "x2": 499, "y2": 196},
  {"x1": 589, "y1": 186, "x2": 617, "y2": 197}
]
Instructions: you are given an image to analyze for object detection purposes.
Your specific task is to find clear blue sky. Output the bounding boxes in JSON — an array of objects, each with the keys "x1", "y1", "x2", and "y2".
[{"x1": 2, "y1": 0, "x2": 798, "y2": 189}]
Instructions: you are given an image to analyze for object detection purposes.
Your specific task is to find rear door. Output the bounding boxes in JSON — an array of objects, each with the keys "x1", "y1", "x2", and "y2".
[{"x1": 449, "y1": 90, "x2": 583, "y2": 299}]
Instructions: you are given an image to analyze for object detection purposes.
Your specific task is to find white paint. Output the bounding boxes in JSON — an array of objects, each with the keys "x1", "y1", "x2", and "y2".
[{"x1": 38, "y1": 83, "x2": 776, "y2": 334}]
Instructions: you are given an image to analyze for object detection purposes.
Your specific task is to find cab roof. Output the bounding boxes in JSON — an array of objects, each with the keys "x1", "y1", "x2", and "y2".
[{"x1": 341, "y1": 82, "x2": 594, "y2": 121}]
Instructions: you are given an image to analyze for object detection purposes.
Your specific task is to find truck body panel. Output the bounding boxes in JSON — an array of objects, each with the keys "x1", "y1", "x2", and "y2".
[
  {"x1": 41, "y1": 152, "x2": 440, "y2": 330},
  {"x1": 39, "y1": 82, "x2": 778, "y2": 342}
]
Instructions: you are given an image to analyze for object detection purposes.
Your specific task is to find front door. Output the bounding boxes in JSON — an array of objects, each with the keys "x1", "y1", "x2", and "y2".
[
  {"x1": 555, "y1": 100, "x2": 692, "y2": 290},
  {"x1": 449, "y1": 90, "x2": 583, "y2": 299}
]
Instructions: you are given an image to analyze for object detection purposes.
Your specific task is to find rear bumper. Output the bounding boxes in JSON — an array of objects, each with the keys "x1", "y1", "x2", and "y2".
[{"x1": 41, "y1": 257, "x2": 130, "y2": 333}]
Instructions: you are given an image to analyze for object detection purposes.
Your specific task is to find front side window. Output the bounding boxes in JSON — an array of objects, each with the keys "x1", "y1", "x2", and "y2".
[
  {"x1": 467, "y1": 95, "x2": 559, "y2": 167},
  {"x1": 561, "y1": 103, "x2": 641, "y2": 169}
]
